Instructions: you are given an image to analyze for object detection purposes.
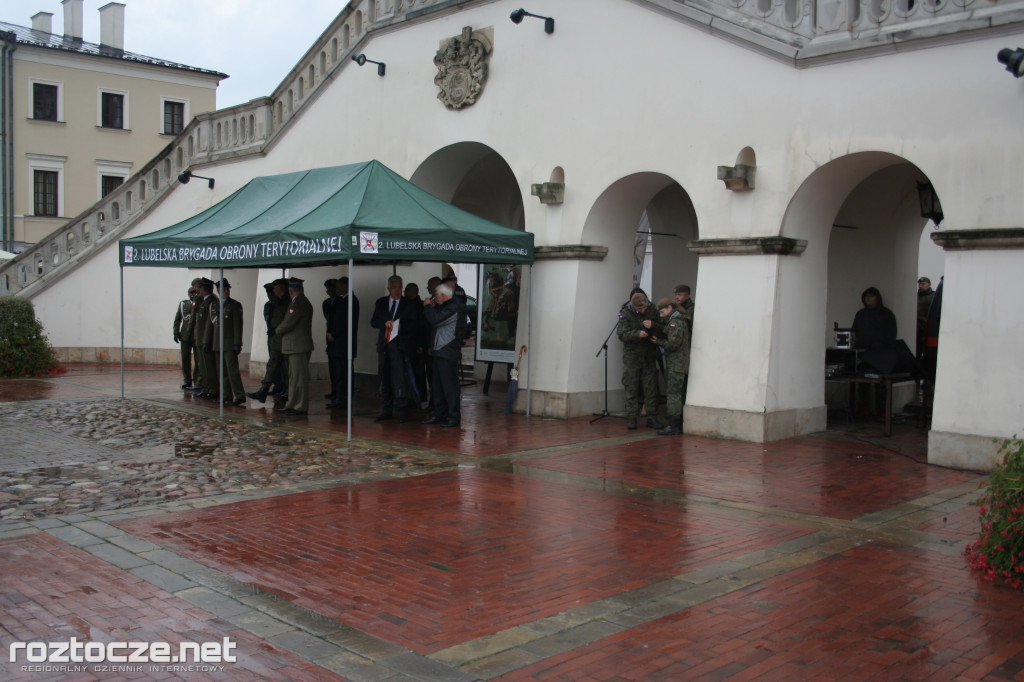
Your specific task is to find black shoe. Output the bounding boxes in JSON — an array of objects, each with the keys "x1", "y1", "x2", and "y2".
[
  {"x1": 189, "y1": 386, "x2": 204, "y2": 393},
  {"x1": 658, "y1": 416, "x2": 682, "y2": 436},
  {"x1": 374, "y1": 412, "x2": 392, "y2": 422},
  {"x1": 246, "y1": 390, "x2": 267, "y2": 403},
  {"x1": 231, "y1": 397, "x2": 246, "y2": 407},
  {"x1": 277, "y1": 395, "x2": 288, "y2": 403},
  {"x1": 282, "y1": 408, "x2": 307, "y2": 416},
  {"x1": 398, "y1": 411, "x2": 409, "y2": 423},
  {"x1": 274, "y1": 405, "x2": 288, "y2": 412},
  {"x1": 181, "y1": 383, "x2": 191, "y2": 389},
  {"x1": 627, "y1": 417, "x2": 638, "y2": 430},
  {"x1": 646, "y1": 416, "x2": 663, "y2": 429},
  {"x1": 440, "y1": 418, "x2": 460, "y2": 428},
  {"x1": 422, "y1": 416, "x2": 443, "y2": 424}
]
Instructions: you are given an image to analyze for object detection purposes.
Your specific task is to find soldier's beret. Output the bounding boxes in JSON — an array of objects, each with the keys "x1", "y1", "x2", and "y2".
[
  {"x1": 198, "y1": 278, "x2": 215, "y2": 290},
  {"x1": 263, "y1": 282, "x2": 275, "y2": 292},
  {"x1": 656, "y1": 298, "x2": 673, "y2": 310},
  {"x1": 287, "y1": 277, "x2": 304, "y2": 288},
  {"x1": 215, "y1": 278, "x2": 231, "y2": 289},
  {"x1": 675, "y1": 284, "x2": 691, "y2": 294}
]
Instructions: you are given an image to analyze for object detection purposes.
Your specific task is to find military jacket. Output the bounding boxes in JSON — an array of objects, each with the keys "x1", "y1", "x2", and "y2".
[
  {"x1": 208, "y1": 297, "x2": 244, "y2": 350},
  {"x1": 616, "y1": 301, "x2": 659, "y2": 362},
  {"x1": 173, "y1": 299, "x2": 195, "y2": 343},
  {"x1": 193, "y1": 294, "x2": 217, "y2": 348},
  {"x1": 276, "y1": 293, "x2": 315, "y2": 354},
  {"x1": 267, "y1": 299, "x2": 289, "y2": 352},
  {"x1": 656, "y1": 310, "x2": 691, "y2": 374}
]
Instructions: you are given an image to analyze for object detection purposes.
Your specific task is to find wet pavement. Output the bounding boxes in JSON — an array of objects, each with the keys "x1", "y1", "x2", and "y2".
[{"x1": 1, "y1": 364, "x2": 1022, "y2": 681}]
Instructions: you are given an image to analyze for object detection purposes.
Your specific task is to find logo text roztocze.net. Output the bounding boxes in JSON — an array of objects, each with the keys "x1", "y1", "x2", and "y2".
[{"x1": 10, "y1": 638, "x2": 237, "y2": 664}]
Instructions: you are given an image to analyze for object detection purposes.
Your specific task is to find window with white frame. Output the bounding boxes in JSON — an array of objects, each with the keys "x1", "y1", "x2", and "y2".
[
  {"x1": 161, "y1": 97, "x2": 188, "y2": 135},
  {"x1": 98, "y1": 88, "x2": 129, "y2": 129},
  {"x1": 30, "y1": 79, "x2": 63, "y2": 122},
  {"x1": 96, "y1": 160, "x2": 132, "y2": 199},
  {"x1": 27, "y1": 154, "x2": 66, "y2": 218}
]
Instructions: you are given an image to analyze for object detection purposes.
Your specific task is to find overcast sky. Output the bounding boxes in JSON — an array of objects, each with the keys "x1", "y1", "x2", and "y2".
[{"x1": 4, "y1": 0, "x2": 345, "y2": 108}]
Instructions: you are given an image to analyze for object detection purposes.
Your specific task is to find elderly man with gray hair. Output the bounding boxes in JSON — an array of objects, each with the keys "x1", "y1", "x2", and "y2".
[{"x1": 421, "y1": 282, "x2": 467, "y2": 427}]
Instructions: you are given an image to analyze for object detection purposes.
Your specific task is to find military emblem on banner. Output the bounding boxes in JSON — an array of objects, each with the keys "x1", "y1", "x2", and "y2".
[
  {"x1": 360, "y1": 231, "x2": 379, "y2": 254},
  {"x1": 123, "y1": 245, "x2": 134, "y2": 263}
]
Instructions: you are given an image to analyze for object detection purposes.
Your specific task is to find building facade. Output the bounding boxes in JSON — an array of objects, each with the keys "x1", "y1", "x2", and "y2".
[
  {"x1": 0, "y1": 0, "x2": 224, "y2": 252},
  {"x1": 2, "y1": 0, "x2": 1022, "y2": 471}
]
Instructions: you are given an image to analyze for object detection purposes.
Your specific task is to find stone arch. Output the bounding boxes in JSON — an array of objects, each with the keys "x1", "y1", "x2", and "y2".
[
  {"x1": 770, "y1": 151, "x2": 943, "y2": 429},
  {"x1": 571, "y1": 173, "x2": 699, "y2": 409},
  {"x1": 410, "y1": 142, "x2": 524, "y2": 231}
]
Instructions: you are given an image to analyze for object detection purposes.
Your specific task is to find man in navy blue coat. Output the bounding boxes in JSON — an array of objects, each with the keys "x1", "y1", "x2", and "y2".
[{"x1": 370, "y1": 275, "x2": 420, "y2": 422}]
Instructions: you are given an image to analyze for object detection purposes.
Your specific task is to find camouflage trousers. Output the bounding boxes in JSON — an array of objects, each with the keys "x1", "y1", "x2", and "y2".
[
  {"x1": 622, "y1": 360, "x2": 659, "y2": 418},
  {"x1": 665, "y1": 371, "x2": 687, "y2": 418}
]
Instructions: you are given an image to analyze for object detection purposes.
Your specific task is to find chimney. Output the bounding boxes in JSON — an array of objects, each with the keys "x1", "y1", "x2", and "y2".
[
  {"x1": 31, "y1": 12, "x2": 53, "y2": 34},
  {"x1": 99, "y1": 3, "x2": 125, "y2": 52},
  {"x1": 62, "y1": 0, "x2": 83, "y2": 40}
]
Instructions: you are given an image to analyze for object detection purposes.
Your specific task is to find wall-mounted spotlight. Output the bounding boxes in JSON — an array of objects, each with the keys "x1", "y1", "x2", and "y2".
[
  {"x1": 997, "y1": 47, "x2": 1024, "y2": 77},
  {"x1": 510, "y1": 8, "x2": 554, "y2": 34},
  {"x1": 178, "y1": 169, "x2": 214, "y2": 189},
  {"x1": 352, "y1": 53, "x2": 386, "y2": 76}
]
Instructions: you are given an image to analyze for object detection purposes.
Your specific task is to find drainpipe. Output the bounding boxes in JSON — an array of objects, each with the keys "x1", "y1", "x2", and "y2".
[{"x1": 0, "y1": 32, "x2": 14, "y2": 252}]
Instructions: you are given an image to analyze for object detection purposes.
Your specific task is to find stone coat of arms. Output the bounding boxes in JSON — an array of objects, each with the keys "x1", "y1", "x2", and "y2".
[{"x1": 434, "y1": 26, "x2": 491, "y2": 110}]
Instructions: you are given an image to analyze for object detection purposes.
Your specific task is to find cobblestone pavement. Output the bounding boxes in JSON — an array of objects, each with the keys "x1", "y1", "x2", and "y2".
[{"x1": 2, "y1": 365, "x2": 1022, "y2": 682}]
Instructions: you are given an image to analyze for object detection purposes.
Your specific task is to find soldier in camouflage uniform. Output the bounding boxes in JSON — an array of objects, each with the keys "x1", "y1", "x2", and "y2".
[
  {"x1": 616, "y1": 291, "x2": 662, "y2": 430},
  {"x1": 653, "y1": 298, "x2": 690, "y2": 435}
]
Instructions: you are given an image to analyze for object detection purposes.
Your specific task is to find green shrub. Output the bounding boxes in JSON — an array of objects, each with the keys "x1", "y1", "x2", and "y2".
[
  {"x1": 0, "y1": 297, "x2": 65, "y2": 377},
  {"x1": 964, "y1": 435, "x2": 1024, "y2": 590}
]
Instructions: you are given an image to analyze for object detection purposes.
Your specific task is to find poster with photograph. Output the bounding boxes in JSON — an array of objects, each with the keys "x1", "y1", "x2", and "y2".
[{"x1": 476, "y1": 263, "x2": 522, "y2": 363}]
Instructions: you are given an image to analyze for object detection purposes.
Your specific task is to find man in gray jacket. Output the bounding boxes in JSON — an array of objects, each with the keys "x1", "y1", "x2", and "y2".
[{"x1": 421, "y1": 283, "x2": 467, "y2": 427}]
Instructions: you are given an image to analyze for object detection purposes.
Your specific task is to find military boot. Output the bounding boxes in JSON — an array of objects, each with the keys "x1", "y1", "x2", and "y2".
[
  {"x1": 658, "y1": 416, "x2": 682, "y2": 436},
  {"x1": 646, "y1": 415, "x2": 663, "y2": 429}
]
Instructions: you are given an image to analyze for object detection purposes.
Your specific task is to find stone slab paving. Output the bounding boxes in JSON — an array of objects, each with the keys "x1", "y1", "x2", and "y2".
[{"x1": 1, "y1": 366, "x2": 1021, "y2": 681}]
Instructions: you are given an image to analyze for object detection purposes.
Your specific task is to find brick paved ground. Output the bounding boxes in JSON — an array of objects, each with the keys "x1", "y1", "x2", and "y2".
[{"x1": 1, "y1": 364, "x2": 1021, "y2": 681}]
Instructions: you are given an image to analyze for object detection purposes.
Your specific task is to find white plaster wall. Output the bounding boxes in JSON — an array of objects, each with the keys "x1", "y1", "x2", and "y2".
[
  {"x1": 932, "y1": 249, "x2": 1024, "y2": 437},
  {"x1": 24, "y1": 0, "x2": 1024, "y2": 449}
]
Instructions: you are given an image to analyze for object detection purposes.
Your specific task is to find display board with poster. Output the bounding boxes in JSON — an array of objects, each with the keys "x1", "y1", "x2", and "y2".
[{"x1": 476, "y1": 263, "x2": 522, "y2": 363}]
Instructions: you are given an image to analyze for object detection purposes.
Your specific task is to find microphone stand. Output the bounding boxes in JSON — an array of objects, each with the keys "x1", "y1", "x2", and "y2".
[{"x1": 591, "y1": 321, "x2": 626, "y2": 423}]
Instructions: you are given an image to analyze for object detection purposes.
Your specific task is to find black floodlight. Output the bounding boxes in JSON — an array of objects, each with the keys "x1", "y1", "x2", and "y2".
[
  {"x1": 352, "y1": 53, "x2": 386, "y2": 77},
  {"x1": 997, "y1": 47, "x2": 1024, "y2": 77},
  {"x1": 510, "y1": 8, "x2": 554, "y2": 33},
  {"x1": 177, "y1": 169, "x2": 214, "y2": 189}
]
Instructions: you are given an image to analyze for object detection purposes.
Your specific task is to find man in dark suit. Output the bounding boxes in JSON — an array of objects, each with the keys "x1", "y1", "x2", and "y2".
[
  {"x1": 327, "y1": 276, "x2": 359, "y2": 409},
  {"x1": 322, "y1": 278, "x2": 339, "y2": 401},
  {"x1": 370, "y1": 275, "x2": 420, "y2": 422}
]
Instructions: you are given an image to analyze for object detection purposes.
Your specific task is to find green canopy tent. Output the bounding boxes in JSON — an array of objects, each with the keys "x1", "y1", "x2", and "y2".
[{"x1": 118, "y1": 160, "x2": 535, "y2": 436}]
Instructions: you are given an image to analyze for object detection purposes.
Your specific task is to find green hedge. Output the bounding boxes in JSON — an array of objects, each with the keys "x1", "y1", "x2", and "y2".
[{"x1": 0, "y1": 297, "x2": 65, "y2": 377}]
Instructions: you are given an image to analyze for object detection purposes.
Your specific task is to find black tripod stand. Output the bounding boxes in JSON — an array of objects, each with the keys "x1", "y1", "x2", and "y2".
[{"x1": 591, "y1": 321, "x2": 627, "y2": 423}]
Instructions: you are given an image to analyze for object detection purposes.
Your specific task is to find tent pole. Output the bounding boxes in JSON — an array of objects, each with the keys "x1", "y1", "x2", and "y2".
[
  {"x1": 347, "y1": 257, "x2": 353, "y2": 442},
  {"x1": 218, "y1": 267, "x2": 224, "y2": 418},
  {"x1": 526, "y1": 264, "x2": 532, "y2": 417},
  {"x1": 120, "y1": 266, "x2": 124, "y2": 399}
]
